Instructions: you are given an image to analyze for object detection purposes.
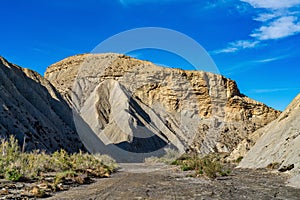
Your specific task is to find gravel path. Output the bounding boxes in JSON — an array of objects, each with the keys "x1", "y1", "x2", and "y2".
[{"x1": 47, "y1": 163, "x2": 300, "y2": 200}]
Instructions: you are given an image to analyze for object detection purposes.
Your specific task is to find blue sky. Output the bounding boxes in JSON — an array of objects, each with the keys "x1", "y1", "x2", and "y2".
[{"x1": 0, "y1": 0, "x2": 300, "y2": 111}]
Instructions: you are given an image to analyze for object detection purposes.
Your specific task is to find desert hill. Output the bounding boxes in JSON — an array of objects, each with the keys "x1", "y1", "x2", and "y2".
[
  {"x1": 238, "y1": 93, "x2": 300, "y2": 188},
  {"x1": 44, "y1": 53, "x2": 280, "y2": 161},
  {"x1": 0, "y1": 56, "x2": 85, "y2": 152}
]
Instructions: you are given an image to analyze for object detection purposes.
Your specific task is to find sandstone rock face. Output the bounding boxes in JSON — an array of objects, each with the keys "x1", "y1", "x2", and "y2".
[
  {"x1": 0, "y1": 56, "x2": 85, "y2": 152},
  {"x1": 45, "y1": 53, "x2": 280, "y2": 161},
  {"x1": 238, "y1": 93, "x2": 300, "y2": 188}
]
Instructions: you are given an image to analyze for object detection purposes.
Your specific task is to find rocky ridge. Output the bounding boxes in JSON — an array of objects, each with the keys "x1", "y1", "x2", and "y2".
[
  {"x1": 0, "y1": 56, "x2": 84, "y2": 152},
  {"x1": 238, "y1": 93, "x2": 300, "y2": 188},
  {"x1": 45, "y1": 53, "x2": 280, "y2": 161}
]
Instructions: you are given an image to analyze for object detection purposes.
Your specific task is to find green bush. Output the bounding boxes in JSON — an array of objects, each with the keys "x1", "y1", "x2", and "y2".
[
  {"x1": 236, "y1": 156, "x2": 244, "y2": 163},
  {"x1": 5, "y1": 168, "x2": 22, "y2": 181},
  {"x1": 171, "y1": 153, "x2": 231, "y2": 179},
  {"x1": 0, "y1": 135, "x2": 118, "y2": 182},
  {"x1": 54, "y1": 170, "x2": 76, "y2": 185}
]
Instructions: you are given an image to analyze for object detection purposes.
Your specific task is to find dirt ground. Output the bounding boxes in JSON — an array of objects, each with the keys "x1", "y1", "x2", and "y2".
[{"x1": 47, "y1": 163, "x2": 300, "y2": 200}]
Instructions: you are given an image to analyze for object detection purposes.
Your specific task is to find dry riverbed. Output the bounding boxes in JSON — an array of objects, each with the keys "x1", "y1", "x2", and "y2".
[{"x1": 44, "y1": 163, "x2": 300, "y2": 200}]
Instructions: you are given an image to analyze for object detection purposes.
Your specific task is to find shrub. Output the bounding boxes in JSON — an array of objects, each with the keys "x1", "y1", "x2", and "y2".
[
  {"x1": 54, "y1": 170, "x2": 76, "y2": 185},
  {"x1": 236, "y1": 156, "x2": 244, "y2": 163},
  {"x1": 5, "y1": 168, "x2": 22, "y2": 181},
  {"x1": 0, "y1": 136, "x2": 118, "y2": 182},
  {"x1": 171, "y1": 153, "x2": 231, "y2": 179}
]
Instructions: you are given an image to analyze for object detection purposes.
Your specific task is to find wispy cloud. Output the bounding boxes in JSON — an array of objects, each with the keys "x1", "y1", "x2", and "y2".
[
  {"x1": 253, "y1": 55, "x2": 289, "y2": 63},
  {"x1": 253, "y1": 12, "x2": 281, "y2": 22},
  {"x1": 213, "y1": 0, "x2": 300, "y2": 54},
  {"x1": 249, "y1": 88, "x2": 299, "y2": 94},
  {"x1": 254, "y1": 57, "x2": 280, "y2": 63},
  {"x1": 240, "y1": 0, "x2": 300, "y2": 9},
  {"x1": 251, "y1": 16, "x2": 300, "y2": 40},
  {"x1": 211, "y1": 40, "x2": 259, "y2": 54}
]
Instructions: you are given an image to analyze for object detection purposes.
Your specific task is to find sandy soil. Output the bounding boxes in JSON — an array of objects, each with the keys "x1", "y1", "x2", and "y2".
[{"x1": 47, "y1": 163, "x2": 300, "y2": 200}]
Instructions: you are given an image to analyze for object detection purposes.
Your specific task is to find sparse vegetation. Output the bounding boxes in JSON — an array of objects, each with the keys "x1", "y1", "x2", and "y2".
[
  {"x1": 236, "y1": 156, "x2": 244, "y2": 163},
  {"x1": 171, "y1": 153, "x2": 231, "y2": 179},
  {"x1": 0, "y1": 135, "x2": 117, "y2": 188}
]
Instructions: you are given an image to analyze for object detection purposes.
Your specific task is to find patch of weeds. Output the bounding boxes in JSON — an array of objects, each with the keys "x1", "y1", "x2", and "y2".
[
  {"x1": 54, "y1": 170, "x2": 76, "y2": 185},
  {"x1": 236, "y1": 156, "x2": 244, "y2": 163},
  {"x1": 171, "y1": 153, "x2": 231, "y2": 179},
  {"x1": 5, "y1": 168, "x2": 22, "y2": 181},
  {"x1": 0, "y1": 135, "x2": 118, "y2": 183}
]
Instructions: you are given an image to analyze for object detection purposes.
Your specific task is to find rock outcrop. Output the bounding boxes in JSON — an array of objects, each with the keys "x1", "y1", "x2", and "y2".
[
  {"x1": 0, "y1": 56, "x2": 85, "y2": 152},
  {"x1": 44, "y1": 53, "x2": 280, "y2": 161},
  {"x1": 238, "y1": 93, "x2": 300, "y2": 188}
]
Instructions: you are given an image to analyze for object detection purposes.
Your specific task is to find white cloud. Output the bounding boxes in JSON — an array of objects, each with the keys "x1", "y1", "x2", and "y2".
[
  {"x1": 249, "y1": 87, "x2": 300, "y2": 94},
  {"x1": 251, "y1": 16, "x2": 300, "y2": 40},
  {"x1": 250, "y1": 88, "x2": 292, "y2": 93},
  {"x1": 211, "y1": 47, "x2": 238, "y2": 54},
  {"x1": 243, "y1": 0, "x2": 300, "y2": 41},
  {"x1": 213, "y1": 0, "x2": 300, "y2": 54},
  {"x1": 253, "y1": 12, "x2": 280, "y2": 22},
  {"x1": 240, "y1": 0, "x2": 300, "y2": 9},
  {"x1": 212, "y1": 40, "x2": 259, "y2": 54},
  {"x1": 231, "y1": 40, "x2": 260, "y2": 48},
  {"x1": 253, "y1": 55, "x2": 288, "y2": 63}
]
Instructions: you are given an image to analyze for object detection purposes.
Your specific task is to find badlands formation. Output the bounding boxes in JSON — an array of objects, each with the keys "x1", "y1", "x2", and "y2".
[
  {"x1": 239, "y1": 93, "x2": 300, "y2": 188},
  {"x1": 44, "y1": 53, "x2": 279, "y2": 161},
  {"x1": 1, "y1": 53, "x2": 300, "y2": 188},
  {"x1": 0, "y1": 56, "x2": 85, "y2": 152}
]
